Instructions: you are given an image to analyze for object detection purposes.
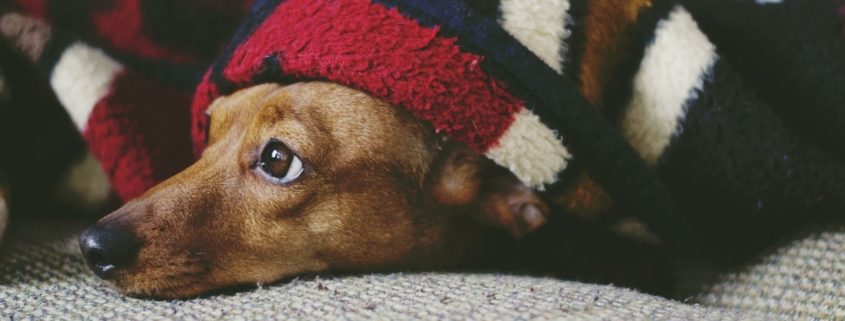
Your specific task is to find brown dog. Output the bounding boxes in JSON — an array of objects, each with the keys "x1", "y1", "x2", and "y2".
[{"x1": 79, "y1": 82, "x2": 552, "y2": 298}]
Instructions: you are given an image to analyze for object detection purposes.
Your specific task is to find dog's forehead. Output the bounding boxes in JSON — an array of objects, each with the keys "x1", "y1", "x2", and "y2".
[
  {"x1": 206, "y1": 82, "x2": 433, "y2": 169},
  {"x1": 286, "y1": 83, "x2": 433, "y2": 148},
  {"x1": 208, "y1": 82, "x2": 382, "y2": 122},
  {"x1": 250, "y1": 82, "x2": 423, "y2": 138},
  {"x1": 206, "y1": 83, "x2": 284, "y2": 117}
]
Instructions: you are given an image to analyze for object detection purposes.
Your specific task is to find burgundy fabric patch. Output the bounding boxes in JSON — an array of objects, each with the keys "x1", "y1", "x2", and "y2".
[
  {"x1": 84, "y1": 71, "x2": 195, "y2": 201},
  {"x1": 11, "y1": 0, "x2": 47, "y2": 20},
  {"x1": 91, "y1": 0, "x2": 197, "y2": 62},
  {"x1": 193, "y1": 0, "x2": 524, "y2": 154}
]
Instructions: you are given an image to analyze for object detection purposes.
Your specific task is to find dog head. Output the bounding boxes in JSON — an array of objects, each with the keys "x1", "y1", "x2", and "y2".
[{"x1": 79, "y1": 82, "x2": 550, "y2": 298}]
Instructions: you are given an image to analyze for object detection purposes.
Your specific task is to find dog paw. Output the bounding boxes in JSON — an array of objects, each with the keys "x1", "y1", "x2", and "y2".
[{"x1": 478, "y1": 175, "x2": 550, "y2": 239}]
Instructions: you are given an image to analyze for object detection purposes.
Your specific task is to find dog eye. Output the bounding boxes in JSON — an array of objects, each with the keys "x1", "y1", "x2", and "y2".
[{"x1": 257, "y1": 140, "x2": 304, "y2": 184}]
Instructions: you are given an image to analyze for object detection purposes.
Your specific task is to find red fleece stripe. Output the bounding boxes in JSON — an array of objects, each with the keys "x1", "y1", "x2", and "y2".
[
  {"x1": 12, "y1": 0, "x2": 47, "y2": 19},
  {"x1": 197, "y1": 0, "x2": 522, "y2": 153},
  {"x1": 91, "y1": 0, "x2": 197, "y2": 63},
  {"x1": 85, "y1": 71, "x2": 195, "y2": 201}
]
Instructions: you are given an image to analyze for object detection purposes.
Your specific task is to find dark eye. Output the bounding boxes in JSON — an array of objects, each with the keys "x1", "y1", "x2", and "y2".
[{"x1": 257, "y1": 140, "x2": 304, "y2": 184}]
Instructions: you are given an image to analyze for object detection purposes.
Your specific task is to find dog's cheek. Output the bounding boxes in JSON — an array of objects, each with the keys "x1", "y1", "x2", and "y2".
[
  {"x1": 211, "y1": 212, "x2": 328, "y2": 283},
  {"x1": 335, "y1": 209, "x2": 419, "y2": 269}
]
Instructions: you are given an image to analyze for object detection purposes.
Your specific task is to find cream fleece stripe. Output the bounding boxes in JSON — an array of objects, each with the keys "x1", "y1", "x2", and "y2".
[
  {"x1": 499, "y1": 0, "x2": 571, "y2": 74},
  {"x1": 50, "y1": 42, "x2": 123, "y2": 131},
  {"x1": 0, "y1": 13, "x2": 52, "y2": 60},
  {"x1": 486, "y1": 109, "x2": 571, "y2": 189},
  {"x1": 622, "y1": 6, "x2": 717, "y2": 166}
]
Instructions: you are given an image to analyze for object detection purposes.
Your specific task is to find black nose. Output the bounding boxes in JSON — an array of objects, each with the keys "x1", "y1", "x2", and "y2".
[{"x1": 79, "y1": 224, "x2": 141, "y2": 279}]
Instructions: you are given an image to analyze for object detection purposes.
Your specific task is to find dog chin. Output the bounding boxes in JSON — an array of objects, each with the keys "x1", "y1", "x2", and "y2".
[
  {"x1": 113, "y1": 267, "x2": 277, "y2": 299},
  {"x1": 110, "y1": 266, "x2": 215, "y2": 299},
  {"x1": 115, "y1": 277, "x2": 216, "y2": 299}
]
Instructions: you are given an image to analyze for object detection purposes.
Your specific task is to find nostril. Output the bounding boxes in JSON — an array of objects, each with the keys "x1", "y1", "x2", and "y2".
[
  {"x1": 79, "y1": 224, "x2": 141, "y2": 279},
  {"x1": 82, "y1": 247, "x2": 115, "y2": 276}
]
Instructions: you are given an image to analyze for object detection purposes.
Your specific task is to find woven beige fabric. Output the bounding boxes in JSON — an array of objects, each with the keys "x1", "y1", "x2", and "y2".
[
  {"x1": 0, "y1": 220, "x2": 770, "y2": 321},
  {"x1": 675, "y1": 223, "x2": 845, "y2": 321}
]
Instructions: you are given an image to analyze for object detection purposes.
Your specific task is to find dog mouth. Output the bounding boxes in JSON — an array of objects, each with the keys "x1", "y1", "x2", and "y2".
[
  {"x1": 114, "y1": 270, "x2": 210, "y2": 298},
  {"x1": 107, "y1": 254, "x2": 216, "y2": 299},
  {"x1": 119, "y1": 279, "x2": 200, "y2": 298}
]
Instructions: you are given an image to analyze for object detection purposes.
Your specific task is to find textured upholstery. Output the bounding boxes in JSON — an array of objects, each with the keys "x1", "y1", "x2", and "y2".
[
  {"x1": 675, "y1": 223, "x2": 845, "y2": 320},
  {"x1": 0, "y1": 219, "x2": 782, "y2": 321}
]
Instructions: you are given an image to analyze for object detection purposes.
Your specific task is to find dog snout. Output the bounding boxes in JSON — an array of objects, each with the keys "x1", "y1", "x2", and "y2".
[{"x1": 79, "y1": 224, "x2": 141, "y2": 279}]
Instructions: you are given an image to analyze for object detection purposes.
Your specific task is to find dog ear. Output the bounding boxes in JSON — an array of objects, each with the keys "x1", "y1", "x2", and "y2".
[{"x1": 427, "y1": 140, "x2": 549, "y2": 238}]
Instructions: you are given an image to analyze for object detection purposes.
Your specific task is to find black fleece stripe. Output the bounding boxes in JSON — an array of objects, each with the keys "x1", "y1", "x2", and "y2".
[
  {"x1": 46, "y1": 0, "x2": 94, "y2": 41},
  {"x1": 376, "y1": 0, "x2": 694, "y2": 249},
  {"x1": 602, "y1": 0, "x2": 677, "y2": 124},
  {"x1": 657, "y1": 59, "x2": 845, "y2": 259},
  {"x1": 211, "y1": 0, "x2": 284, "y2": 96},
  {"x1": 0, "y1": 38, "x2": 87, "y2": 213},
  {"x1": 464, "y1": 0, "x2": 500, "y2": 19},
  {"x1": 139, "y1": 0, "x2": 246, "y2": 58},
  {"x1": 45, "y1": 0, "x2": 207, "y2": 89},
  {"x1": 36, "y1": 32, "x2": 71, "y2": 77},
  {"x1": 683, "y1": 0, "x2": 845, "y2": 161},
  {"x1": 561, "y1": 0, "x2": 587, "y2": 84},
  {"x1": 101, "y1": 49, "x2": 208, "y2": 90},
  {"x1": 42, "y1": 0, "x2": 94, "y2": 74}
]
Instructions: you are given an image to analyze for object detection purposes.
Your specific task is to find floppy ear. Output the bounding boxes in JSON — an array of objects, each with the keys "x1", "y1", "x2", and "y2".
[{"x1": 427, "y1": 140, "x2": 549, "y2": 238}]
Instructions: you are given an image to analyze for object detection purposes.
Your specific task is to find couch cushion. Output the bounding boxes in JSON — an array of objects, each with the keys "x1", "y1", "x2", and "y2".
[
  {"x1": 675, "y1": 223, "x2": 845, "y2": 320},
  {"x1": 0, "y1": 219, "x2": 773, "y2": 321}
]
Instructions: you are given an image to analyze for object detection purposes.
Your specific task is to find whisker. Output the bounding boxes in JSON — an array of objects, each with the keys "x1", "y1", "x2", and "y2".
[{"x1": 184, "y1": 250, "x2": 206, "y2": 257}]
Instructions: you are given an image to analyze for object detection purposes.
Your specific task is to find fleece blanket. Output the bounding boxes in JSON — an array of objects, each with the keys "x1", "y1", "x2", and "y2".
[{"x1": 1, "y1": 0, "x2": 845, "y2": 256}]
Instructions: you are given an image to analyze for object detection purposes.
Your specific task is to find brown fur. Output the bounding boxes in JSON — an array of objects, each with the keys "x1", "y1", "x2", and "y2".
[
  {"x1": 555, "y1": 173, "x2": 613, "y2": 220},
  {"x1": 96, "y1": 82, "x2": 548, "y2": 298},
  {"x1": 579, "y1": 0, "x2": 652, "y2": 107}
]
